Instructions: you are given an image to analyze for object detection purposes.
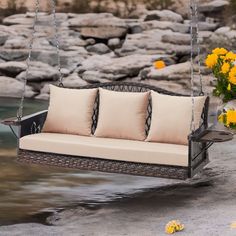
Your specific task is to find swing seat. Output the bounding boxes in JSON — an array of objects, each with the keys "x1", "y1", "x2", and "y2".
[
  {"x1": 2, "y1": 82, "x2": 216, "y2": 180},
  {"x1": 20, "y1": 133, "x2": 189, "y2": 167}
]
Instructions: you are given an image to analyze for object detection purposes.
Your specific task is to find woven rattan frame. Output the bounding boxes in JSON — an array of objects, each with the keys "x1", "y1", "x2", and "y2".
[
  {"x1": 16, "y1": 82, "x2": 209, "y2": 179},
  {"x1": 18, "y1": 149, "x2": 188, "y2": 179}
]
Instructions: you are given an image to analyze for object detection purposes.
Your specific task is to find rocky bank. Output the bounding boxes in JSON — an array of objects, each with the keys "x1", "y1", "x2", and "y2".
[{"x1": 0, "y1": 0, "x2": 233, "y2": 101}]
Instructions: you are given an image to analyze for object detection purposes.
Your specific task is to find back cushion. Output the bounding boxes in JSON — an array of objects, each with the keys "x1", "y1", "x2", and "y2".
[
  {"x1": 146, "y1": 91, "x2": 206, "y2": 145},
  {"x1": 94, "y1": 88, "x2": 150, "y2": 141},
  {"x1": 43, "y1": 85, "x2": 97, "y2": 136}
]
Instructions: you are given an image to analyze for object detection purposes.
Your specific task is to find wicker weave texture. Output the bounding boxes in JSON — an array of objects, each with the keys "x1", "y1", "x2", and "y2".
[{"x1": 18, "y1": 149, "x2": 188, "y2": 180}]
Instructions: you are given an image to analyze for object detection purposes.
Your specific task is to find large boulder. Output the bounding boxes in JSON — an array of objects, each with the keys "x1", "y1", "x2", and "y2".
[
  {"x1": 143, "y1": 62, "x2": 191, "y2": 80},
  {"x1": 79, "y1": 54, "x2": 170, "y2": 82},
  {"x1": 16, "y1": 61, "x2": 59, "y2": 82},
  {"x1": 162, "y1": 33, "x2": 190, "y2": 45},
  {"x1": 67, "y1": 13, "x2": 128, "y2": 39},
  {"x1": 199, "y1": 0, "x2": 229, "y2": 14},
  {"x1": 0, "y1": 61, "x2": 26, "y2": 76},
  {"x1": 0, "y1": 76, "x2": 35, "y2": 98},
  {"x1": 144, "y1": 10, "x2": 183, "y2": 23}
]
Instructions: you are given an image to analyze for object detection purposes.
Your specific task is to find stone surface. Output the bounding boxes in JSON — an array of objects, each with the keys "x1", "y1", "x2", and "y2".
[
  {"x1": 0, "y1": 76, "x2": 35, "y2": 98},
  {"x1": 108, "y1": 38, "x2": 121, "y2": 49},
  {"x1": 144, "y1": 10, "x2": 183, "y2": 23},
  {"x1": 144, "y1": 61, "x2": 191, "y2": 80},
  {"x1": 87, "y1": 43, "x2": 111, "y2": 54},
  {"x1": 199, "y1": 0, "x2": 229, "y2": 13},
  {"x1": 67, "y1": 13, "x2": 128, "y2": 39},
  {"x1": 162, "y1": 33, "x2": 190, "y2": 45},
  {"x1": 0, "y1": 61, "x2": 26, "y2": 76},
  {"x1": 16, "y1": 61, "x2": 59, "y2": 82}
]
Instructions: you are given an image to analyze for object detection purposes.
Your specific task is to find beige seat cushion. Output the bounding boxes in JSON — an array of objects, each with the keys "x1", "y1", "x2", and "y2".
[
  {"x1": 20, "y1": 133, "x2": 189, "y2": 167},
  {"x1": 43, "y1": 85, "x2": 97, "y2": 136},
  {"x1": 94, "y1": 88, "x2": 150, "y2": 141},
  {"x1": 146, "y1": 91, "x2": 206, "y2": 145}
]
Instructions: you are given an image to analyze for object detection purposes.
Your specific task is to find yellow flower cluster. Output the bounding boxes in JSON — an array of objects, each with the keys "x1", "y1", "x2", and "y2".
[
  {"x1": 165, "y1": 220, "x2": 184, "y2": 234},
  {"x1": 218, "y1": 109, "x2": 236, "y2": 127},
  {"x1": 229, "y1": 67, "x2": 236, "y2": 85},
  {"x1": 154, "y1": 60, "x2": 166, "y2": 69}
]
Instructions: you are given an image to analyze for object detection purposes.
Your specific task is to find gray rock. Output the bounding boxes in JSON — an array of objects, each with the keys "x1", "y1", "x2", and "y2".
[
  {"x1": 0, "y1": 76, "x2": 35, "y2": 98},
  {"x1": 0, "y1": 61, "x2": 26, "y2": 76},
  {"x1": 0, "y1": 49, "x2": 29, "y2": 61},
  {"x1": 87, "y1": 43, "x2": 111, "y2": 54},
  {"x1": 108, "y1": 38, "x2": 121, "y2": 49},
  {"x1": 140, "y1": 21, "x2": 189, "y2": 34},
  {"x1": 0, "y1": 33, "x2": 8, "y2": 46},
  {"x1": 144, "y1": 61, "x2": 191, "y2": 80},
  {"x1": 144, "y1": 10, "x2": 183, "y2": 23},
  {"x1": 3, "y1": 14, "x2": 33, "y2": 25},
  {"x1": 4, "y1": 36, "x2": 27, "y2": 49},
  {"x1": 67, "y1": 13, "x2": 128, "y2": 39},
  {"x1": 16, "y1": 61, "x2": 59, "y2": 82},
  {"x1": 59, "y1": 37, "x2": 88, "y2": 51},
  {"x1": 80, "y1": 54, "x2": 166, "y2": 82},
  {"x1": 162, "y1": 33, "x2": 190, "y2": 45},
  {"x1": 63, "y1": 73, "x2": 88, "y2": 88},
  {"x1": 35, "y1": 93, "x2": 50, "y2": 100},
  {"x1": 199, "y1": 0, "x2": 229, "y2": 13}
]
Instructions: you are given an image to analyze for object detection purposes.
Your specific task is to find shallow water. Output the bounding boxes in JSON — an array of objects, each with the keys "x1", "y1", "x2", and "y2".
[{"x1": 0, "y1": 97, "x2": 177, "y2": 225}]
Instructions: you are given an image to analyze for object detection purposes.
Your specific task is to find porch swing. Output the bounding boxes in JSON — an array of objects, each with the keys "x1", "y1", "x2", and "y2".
[{"x1": 1, "y1": 0, "x2": 234, "y2": 180}]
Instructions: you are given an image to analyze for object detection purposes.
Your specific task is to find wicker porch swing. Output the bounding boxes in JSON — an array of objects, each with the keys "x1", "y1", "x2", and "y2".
[{"x1": 1, "y1": 0, "x2": 234, "y2": 180}]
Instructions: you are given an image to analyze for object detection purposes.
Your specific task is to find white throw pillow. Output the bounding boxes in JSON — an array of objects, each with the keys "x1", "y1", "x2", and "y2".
[
  {"x1": 94, "y1": 88, "x2": 150, "y2": 141},
  {"x1": 146, "y1": 91, "x2": 206, "y2": 145},
  {"x1": 43, "y1": 85, "x2": 97, "y2": 136}
]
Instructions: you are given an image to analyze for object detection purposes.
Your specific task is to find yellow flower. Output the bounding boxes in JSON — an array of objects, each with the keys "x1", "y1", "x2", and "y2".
[
  {"x1": 227, "y1": 83, "x2": 231, "y2": 91},
  {"x1": 212, "y1": 47, "x2": 228, "y2": 55},
  {"x1": 226, "y1": 110, "x2": 236, "y2": 125},
  {"x1": 154, "y1": 60, "x2": 166, "y2": 69},
  {"x1": 229, "y1": 67, "x2": 236, "y2": 85},
  {"x1": 165, "y1": 220, "x2": 184, "y2": 234},
  {"x1": 231, "y1": 222, "x2": 236, "y2": 229},
  {"x1": 225, "y1": 51, "x2": 236, "y2": 61},
  {"x1": 205, "y1": 53, "x2": 218, "y2": 68},
  {"x1": 221, "y1": 62, "x2": 231, "y2": 74}
]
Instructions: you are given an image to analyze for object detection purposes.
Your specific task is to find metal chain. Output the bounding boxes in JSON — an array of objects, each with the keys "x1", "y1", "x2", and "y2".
[
  {"x1": 49, "y1": 0, "x2": 64, "y2": 87},
  {"x1": 17, "y1": 0, "x2": 40, "y2": 120},
  {"x1": 190, "y1": 0, "x2": 197, "y2": 133}
]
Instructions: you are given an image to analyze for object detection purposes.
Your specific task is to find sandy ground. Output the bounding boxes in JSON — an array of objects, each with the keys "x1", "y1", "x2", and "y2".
[{"x1": 1, "y1": 138, "x2": 236, "y2": 236}]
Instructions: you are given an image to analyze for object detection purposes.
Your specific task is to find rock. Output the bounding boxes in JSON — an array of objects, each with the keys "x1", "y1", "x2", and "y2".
[
  {"x1": 0, "y1": 49, "x2": 29, "y2": 61},
  {"x1": 80, "y1": 54, "x2": 167, "y2": 82},
  {"x1": 85, "y1": 38, "x2": 96, "y2": 45},
  {"x1": 3, "y1": 36, "x2": 27, "y2": 49},
  {"x1": 63, "y1": 73, "x2": 88, "y2": 88},
  {"x1": 117, "y1": 29, "x2": 190, "y2": 57},
  {"x1": 16, "y1": 61, "x2": 59, "y2": 82},
  {"x1": 0, "y1": 76, "x2": 35, "y2": 98},
  {"x1": 199, "y1": 0, "x2": 229, "y2": 14},
  {"x1": 108, "y1": 38, "x2": 121, "y2": 49},
  {"x1": 144, "y1": 10, "x2": 183, "y2": 23},
  {"x1": 80, "y1": 27, "x2": 127, "y2": 40},
  {"x1": 184, "y1": 20, "x2": 219, "y2": 32},
  {"x1": 87, "y1": 43, "x2": 111, "y2": 54},
  {"x1": 144, "y1": 62, "x2": 191, "y2": 80},
  {"x1": 0, "y1": 33, "x2": 8, "y2": 46},
  {"x1": 67, "y1": 13, "x2": 128, "y2": 39},
  {"x1": 3, "y1": 14, "x2": 33, "y2": 25},
  {"x1": 0, "y1": 61, "x2": 26, "y2": 76},
  {"x1": 140, "y1": 21, "x2": 189, "y2": 34},
  {"x1": 162, "y1": 33, "x2": 190, "y2": 45},
  {"x1": 59, "y1": 37, "x2": 88, "y2": 51},
  {"x1": 215, "y1": 26, "x2": 231, "y2": 35}
]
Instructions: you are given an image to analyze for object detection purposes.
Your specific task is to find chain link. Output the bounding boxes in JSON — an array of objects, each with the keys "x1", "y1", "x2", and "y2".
[
  {"x1": 50, "y1": 0, "x2": 63, "y2": 87},
  {"x1": 17, "y1": 0, "x2": 40, "y2": 120}
]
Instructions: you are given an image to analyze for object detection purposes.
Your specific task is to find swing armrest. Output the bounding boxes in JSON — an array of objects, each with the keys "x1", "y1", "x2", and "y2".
[
  {"x1": 1, "y1": 110, "x2": 48, "y2": 138},
  {"x1": 190, "y1": 127, "x2": 233, "y2": 143}
]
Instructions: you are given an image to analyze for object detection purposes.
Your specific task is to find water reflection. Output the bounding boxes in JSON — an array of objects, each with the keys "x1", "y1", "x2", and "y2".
[{"x1": 0, "y1": 98, "x2": 177, "y2": 225}]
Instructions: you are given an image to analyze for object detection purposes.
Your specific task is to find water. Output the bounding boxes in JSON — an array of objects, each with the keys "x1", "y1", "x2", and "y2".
[{"x1": 0, "y1": 97, "x2": 177, "y2": 226}]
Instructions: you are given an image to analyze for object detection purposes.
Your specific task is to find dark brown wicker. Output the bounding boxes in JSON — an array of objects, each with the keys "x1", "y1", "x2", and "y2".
[{"x1": 5, "y1": 82, "x2": 210, "y2": 179}]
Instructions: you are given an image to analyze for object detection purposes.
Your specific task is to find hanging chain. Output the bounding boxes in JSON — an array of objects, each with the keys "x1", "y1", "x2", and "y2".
[
  {"x1": 190, "y1": 0, "x2": 197, "y2": 133},
  {"x1": 17, "y1": 0, "x2": 40, "y2": 120},
  {"x1": 50, "y1": 0, "x2": 63, "y2": 87}
]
